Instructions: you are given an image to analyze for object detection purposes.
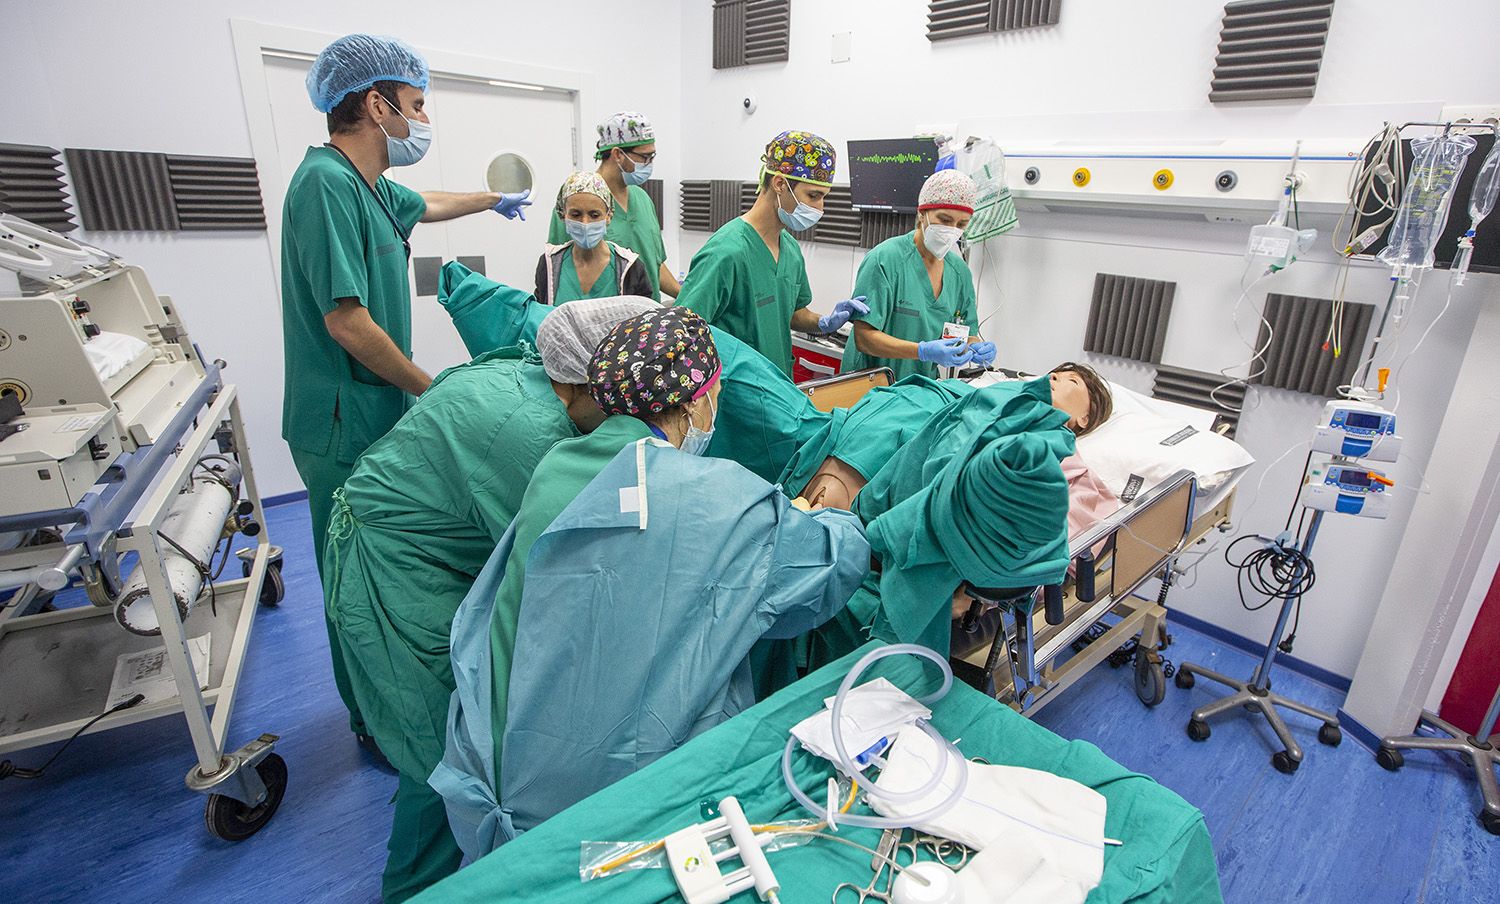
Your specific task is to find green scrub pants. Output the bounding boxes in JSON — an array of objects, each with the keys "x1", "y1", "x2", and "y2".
[
  {"x1": 289, "y1": 433, "x2": 365, "y2": 736},
  {"x1": 384, "y1": 772, "x2": 465, "y2": 902}
]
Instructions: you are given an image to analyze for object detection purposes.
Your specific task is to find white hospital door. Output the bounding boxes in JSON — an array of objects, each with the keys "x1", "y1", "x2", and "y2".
[{"x1": 261, "y1": 55, "x2": 577, "y2": 374}]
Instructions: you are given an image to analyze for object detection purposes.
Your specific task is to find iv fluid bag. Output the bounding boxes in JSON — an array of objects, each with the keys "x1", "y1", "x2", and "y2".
[
  {"x1": 1378, "y1": 133, "x2": 1478, "y2": 272},
  {"x1": 1468, "y1": 142, "x2": 1499, "y2": 225}
]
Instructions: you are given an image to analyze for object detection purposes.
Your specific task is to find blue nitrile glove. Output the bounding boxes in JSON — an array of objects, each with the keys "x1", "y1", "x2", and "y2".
[
  {"x1": 917, "y1": 337, "x2": 975, "y2": 367},
  {"x1": 817, "y1": 296, "x2": 869, "y2": 334},
  {"x1": 969, "y1": 341, "x2": 997, "y2": 367},
  {"x1": 493, "y1": 190, "x2": 532, "y2": 220}
]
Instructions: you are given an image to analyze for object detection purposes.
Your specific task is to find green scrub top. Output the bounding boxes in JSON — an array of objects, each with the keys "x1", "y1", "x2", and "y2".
[
  {"x1": 487, "y1": 415, "x2": 652, "y2": 778},
  {"x1": 281, "y1": 145, "x2": 426, "y2": 462},
  {"x1": 554, "y1": 246, "x2": 619, "y2": 304},
  {"x1": 677, "y1": 218, "x2": 812, "y2": 379},
  {"x1": 548, "y1": 184, "x2": 666, "y2": 299},
  {"x1": 324, "y1": 347, "x2": 577, "y2": 784},
  {"x1": 840, "y1": 231, "x2": 978, "y2": 383}
]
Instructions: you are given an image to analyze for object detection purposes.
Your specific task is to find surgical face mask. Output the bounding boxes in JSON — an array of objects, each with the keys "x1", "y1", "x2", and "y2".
[
  {"x1": 922, "y1": 219, "x2": 963, "y2": 258},
  {"x1": 376, "y1": 96, "x2": 432, "y2": 167},
  {"x1": 679, "y1": 394, "x2": 716, "y2": 456},
  {"x1": 620, "y1": 153, "x2": 653, "y2": 186},
  {"x1": 776, "y1": 182, "x2": 823, "y2": 232},
  {"x1": 565, "y1": 218, "x2": 609, "y2": 250}
]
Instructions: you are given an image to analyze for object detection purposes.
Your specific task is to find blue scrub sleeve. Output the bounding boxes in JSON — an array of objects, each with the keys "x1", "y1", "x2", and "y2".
[{"x1": 758, "y1": 502, "x2": 870, "y2": 642}]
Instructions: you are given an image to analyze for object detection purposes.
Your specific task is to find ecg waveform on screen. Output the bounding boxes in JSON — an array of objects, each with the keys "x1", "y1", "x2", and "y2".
[{"x1": 854, "y1": 153, "x2": 928, "y2": 165}]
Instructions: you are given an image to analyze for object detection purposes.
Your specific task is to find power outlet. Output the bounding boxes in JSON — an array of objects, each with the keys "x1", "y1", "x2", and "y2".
[{"x1": 1440, "y1": 104, "x2": 1500, "y2": 127}]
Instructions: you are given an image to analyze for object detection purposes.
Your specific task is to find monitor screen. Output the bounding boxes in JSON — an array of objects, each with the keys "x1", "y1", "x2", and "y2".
[
  {"x1": 1339, "y1": 469, "x2": 1372, "y2": 487},
  {"x1": 1344, "y1": 411, "x2": 1384, "y2": 430},
  {"x1": 848, "y1": 138, "x2": 940, "y2": 212}
]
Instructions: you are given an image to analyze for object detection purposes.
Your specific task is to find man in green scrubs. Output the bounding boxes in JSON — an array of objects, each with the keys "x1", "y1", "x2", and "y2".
[
  {"x1": 546, "y1": 111, "x2": 675, "y2": 299},
  {"x1": 677, "y1": 130, "x2": 868, "y2": 378},
  {"x1": 323, "y1": 298, "x2": 653, "y2": 902},
  {"x1": 841, "y1": 169, "x2": 997, "y2": 380},
  {"x1": 282, "y1": 34, "x2": 532, "y2": 754}
]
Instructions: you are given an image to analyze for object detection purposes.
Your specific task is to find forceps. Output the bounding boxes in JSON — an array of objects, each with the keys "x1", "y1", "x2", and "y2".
[{"x1": 831, "y1": 828, "x2": 899, "y2": 903}]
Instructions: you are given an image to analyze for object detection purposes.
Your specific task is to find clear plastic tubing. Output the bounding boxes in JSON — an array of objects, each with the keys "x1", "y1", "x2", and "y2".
[
  {"x1": 781, "y1": 644, "x2": 970, "y2": 830},
  {"x1": 1378, "y1": 132, "x2": 1478, "y2": 275}
]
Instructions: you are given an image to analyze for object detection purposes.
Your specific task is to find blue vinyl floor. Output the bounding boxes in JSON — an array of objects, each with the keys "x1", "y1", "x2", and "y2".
[{"x1": 1, "y1": 499, "x2": 1495, "y2": 903}]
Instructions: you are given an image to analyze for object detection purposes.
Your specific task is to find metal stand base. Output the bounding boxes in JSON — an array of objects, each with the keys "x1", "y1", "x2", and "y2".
[
  {"x1": 1378, "y1": 711, "x2": 1500, "y2": 835},
  {"x1": 1176, "y1": 661, "x2": 1343, "y2": 774}
]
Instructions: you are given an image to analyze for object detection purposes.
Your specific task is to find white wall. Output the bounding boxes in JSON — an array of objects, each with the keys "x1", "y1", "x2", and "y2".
[
  {"x1": 2, "y1": 0, "x2": 685, "y2": 498},
  {"x1": 676, "y1": 0, "x2": 1500, "y2": 679}
]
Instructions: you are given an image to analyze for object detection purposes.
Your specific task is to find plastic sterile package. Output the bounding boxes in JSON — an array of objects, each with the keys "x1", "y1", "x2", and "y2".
[{"x1": 579, "y1": 804, "x2": 841, "y2": 883}]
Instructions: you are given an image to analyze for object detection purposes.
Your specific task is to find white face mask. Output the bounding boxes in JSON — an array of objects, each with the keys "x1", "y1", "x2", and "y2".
[
  {"x1": 679, "y1": 394, "x2": 717, "y2": 456},
  {"x1": 922, "y1": 219, "x2": 963, "y2": 258}
]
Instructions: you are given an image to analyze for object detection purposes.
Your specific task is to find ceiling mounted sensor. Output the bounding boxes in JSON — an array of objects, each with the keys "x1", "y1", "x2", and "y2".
[{"x1": 484, "y1": 152, "x2": 534, "y2": 196}]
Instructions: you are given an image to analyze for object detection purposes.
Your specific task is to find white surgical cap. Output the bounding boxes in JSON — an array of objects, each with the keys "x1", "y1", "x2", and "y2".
[{"x1": 536, "y1": 296, "x2": 661, "y2": 384}]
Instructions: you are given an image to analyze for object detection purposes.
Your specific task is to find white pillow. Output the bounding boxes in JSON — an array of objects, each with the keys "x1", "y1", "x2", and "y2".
[{"x1": 1075, "y1": 389, "x2": 1254, "y2": 501}]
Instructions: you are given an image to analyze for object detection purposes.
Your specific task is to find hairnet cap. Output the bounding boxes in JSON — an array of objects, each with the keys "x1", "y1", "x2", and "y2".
[
  {"x1": 536, "y1": 296, "x2": 660, "y2": 384},
  {"x1": 762, "y1": 131, "x2": 837, "y2": 187},
  {"x1": 596, "y1": 111, "x2": 656, "y2": 158},
  {"x1": 555, "y1": 171, "x2": 614, "y2": 215},
  {"x1": 589, "y1": 308, "x2": 722, "y2": 417},
  {"x1": 918, "y1": 170, "x2": 978, "y2": 214},
  {"x1": 306, "y1": 34, "x2": 430, "y2": 113}
]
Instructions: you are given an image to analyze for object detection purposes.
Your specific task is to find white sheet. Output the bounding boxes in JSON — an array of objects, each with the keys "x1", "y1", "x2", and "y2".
[{"x1": 83, "y1": 331, "x2": 150, "y2": 383}]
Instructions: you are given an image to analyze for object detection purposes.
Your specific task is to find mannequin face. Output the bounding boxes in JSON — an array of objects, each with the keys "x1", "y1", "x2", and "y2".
[{"x1": 1049, "y1": 370, "x2": 1092, "y2": 432}]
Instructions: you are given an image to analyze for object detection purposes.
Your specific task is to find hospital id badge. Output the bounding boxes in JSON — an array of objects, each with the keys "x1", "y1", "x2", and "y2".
[{"x1": 942, "y1": 321, "x2": 970, "y2": 342}]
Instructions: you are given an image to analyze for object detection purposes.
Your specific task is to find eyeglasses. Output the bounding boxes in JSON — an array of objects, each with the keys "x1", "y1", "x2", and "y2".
[{"x1": 621, "y1": 148, "x2": 657, "y2": 165}]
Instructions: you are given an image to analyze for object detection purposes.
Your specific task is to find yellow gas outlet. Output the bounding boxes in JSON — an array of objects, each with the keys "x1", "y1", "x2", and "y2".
[
  {"x1": 1153, "y1": 168, "x2": 1174, "y2": 190},
  {"x1": 1071, "y1": 167, "x2": 1091, "y2": 187}
]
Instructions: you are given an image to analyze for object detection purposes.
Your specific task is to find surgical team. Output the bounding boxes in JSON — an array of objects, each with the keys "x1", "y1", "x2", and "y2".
[{"x1": 280, "y1": 34, "x2": 1108, "y2": 901}]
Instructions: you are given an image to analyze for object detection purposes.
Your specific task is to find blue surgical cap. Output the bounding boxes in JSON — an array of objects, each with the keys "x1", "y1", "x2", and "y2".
[{"x1": 306, "y1": 34, "x2": 430, "y2": 113}]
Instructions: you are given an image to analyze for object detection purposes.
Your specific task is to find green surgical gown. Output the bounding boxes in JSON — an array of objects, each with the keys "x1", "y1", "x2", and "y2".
[
  {"x1": 324, "y1": 347, "x2": 577, "y2": 783},
  {"x1": 677, "y1": 218, "x2": 812, "y2": 379},
  {"x1": 486, "y1": 416, "x2": 653, "y2": 790},
  {"x1": 548, "y1": 184, "x2": 666, "y2": 299},
  {"x1": 705, "y1": 327, "x2": 831, "y2": 483},
  {"x1": 436, "y1": 260, "x2": 545, "y2": 359},
  {"x1": 840, "y1": 231, "x2": 978, "y2": 383},
  {"x1": 852, "y1": 377, "x2": 1076, "y2": 652}
]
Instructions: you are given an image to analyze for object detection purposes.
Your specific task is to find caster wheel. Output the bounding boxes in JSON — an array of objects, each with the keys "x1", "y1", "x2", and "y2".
[
  {"x1": 1272, "y1": 750, "x2": 1300, "y2": 774},
  {"x1": 1186, "y1": 719, "x2": 1211, "y2": 742},
  {"x1": 1481, "y1": 810, "x2": 1500, "y2": 836},
  {"x1": 1135, "y1": 655, "x2": 1166, "y2": 707},
  {"x1": 1175, "y1": 669, "x2": 1196, "y2": 690},
  {"x1": 1318, "y1": 723, "x2": 1342, "y2": 747},
  {"x1": 258, "y1": 565, "x2": 285, "y2": 607},
  {"x1": 1375, "y1": 747, "x2": 1404, "y2": 771},
  {"x1": 204, "y1": 752, "x2": 288, "y2": 842}
]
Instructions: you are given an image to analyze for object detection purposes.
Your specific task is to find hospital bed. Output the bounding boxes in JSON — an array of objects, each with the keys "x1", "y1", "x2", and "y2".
[
  {"x1": 796, "y1": 368, "x2": 1249, "y2": 717},
  {"x1": 410, "y1": 642, "x2": 1223, "y2": 903},
  {"x1": 951, "y1": 374, "x2": 1248, "y2": 715}
]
